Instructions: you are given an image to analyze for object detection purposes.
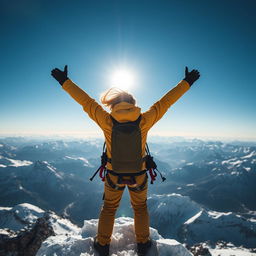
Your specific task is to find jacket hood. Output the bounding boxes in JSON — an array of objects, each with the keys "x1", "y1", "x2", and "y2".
[{"x1": 110, "y1": 102, "x2": 141, "y2": 122}]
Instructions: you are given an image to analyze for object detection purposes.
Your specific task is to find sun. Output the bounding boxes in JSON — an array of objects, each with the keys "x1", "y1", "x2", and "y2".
[{"x1": 110, "y1": 69, "x2": 135, "y2": 91}]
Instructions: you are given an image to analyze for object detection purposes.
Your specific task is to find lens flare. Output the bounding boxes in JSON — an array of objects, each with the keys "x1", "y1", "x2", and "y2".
[{"x1": 111, "y1": 69, "x2": 135, "y2": 90}]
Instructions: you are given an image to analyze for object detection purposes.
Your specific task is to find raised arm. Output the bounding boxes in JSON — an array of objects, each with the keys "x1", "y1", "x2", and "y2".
[
  {"x1": 51, "y1": 65, "x2": 109, "y2": 130},
  {"x1": 142, "y1": 67, "x2": 200, "y2": 130}
]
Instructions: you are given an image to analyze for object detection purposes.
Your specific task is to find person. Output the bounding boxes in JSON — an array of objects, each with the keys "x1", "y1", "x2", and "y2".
[{"x1": 51, "y1": 65, "x2": 200, "y2": 256}]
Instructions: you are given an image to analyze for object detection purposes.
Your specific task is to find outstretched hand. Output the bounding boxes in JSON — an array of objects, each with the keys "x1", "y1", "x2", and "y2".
[
  {"x1": 51, "y1": 65, "x2": 69, "y2": 86},
  {"x1": 184, "y1": 66, "x2": 200, "y2": 86}
]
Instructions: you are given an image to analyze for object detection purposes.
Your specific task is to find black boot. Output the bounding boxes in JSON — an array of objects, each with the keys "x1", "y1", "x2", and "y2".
[
  {"x1": 137, "y1": 239, "x2": 152, "y2": 256},
  {"x1": 93, "y1": 237, "x2": 110, "y2": 256}
]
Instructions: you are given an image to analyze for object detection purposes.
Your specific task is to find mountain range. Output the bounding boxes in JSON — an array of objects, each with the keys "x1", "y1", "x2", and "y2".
[{"x1": 0, "y1": 136, "x2": 255, "y2": 253}]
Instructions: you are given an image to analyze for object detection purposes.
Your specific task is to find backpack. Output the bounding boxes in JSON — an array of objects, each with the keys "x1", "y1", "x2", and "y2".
[{"x1": 89, "y1": 114, "x2": 166, "y2": 189}]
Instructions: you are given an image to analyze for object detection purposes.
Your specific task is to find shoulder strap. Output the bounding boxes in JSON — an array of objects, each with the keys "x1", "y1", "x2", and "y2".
[
  {"x1": 103, "y1": 141, "x2": 106, "y2": 152},
  {"x1": 145, "y1": 142, "x2": 151, "y2": 156}
]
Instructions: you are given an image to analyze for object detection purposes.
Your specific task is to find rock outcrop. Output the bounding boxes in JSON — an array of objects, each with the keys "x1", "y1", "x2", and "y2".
[{"x1": 0, "y1": 213, "x2": 54, "y2": 256}]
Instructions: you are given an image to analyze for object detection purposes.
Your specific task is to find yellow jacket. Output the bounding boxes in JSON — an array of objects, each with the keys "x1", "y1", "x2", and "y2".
[{"x1": 62, "y1": 79, "x2": 190, "y2": 170}]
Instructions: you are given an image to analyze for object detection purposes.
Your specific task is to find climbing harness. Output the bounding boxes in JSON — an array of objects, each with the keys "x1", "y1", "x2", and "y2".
[
  {"x1": 144, "y1": 143, "x2": 166, "y2": 184},
  {"x1": 89, "y1": 115, "x2": 166, "y2": 190}
]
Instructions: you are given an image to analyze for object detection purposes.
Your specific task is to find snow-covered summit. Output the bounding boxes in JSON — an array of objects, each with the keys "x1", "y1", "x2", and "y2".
[
  {"x1": 0, "y1": 203, "x2": 193, "y2": 256},
  {"x1": 0, "y1": 203, "x2": 44, "y2": 232},
  {"x1": 38, "y1": 217, "x2": 193, "y2": 256},
  {"x1": 0, "y1": 155, "x2": 33, "y2": 168},
  {"x1": 33, "y1": 160, "x2": 63, "y2": 178},
  {"x1": 1, "y1": 202, "x2": 256, "y2": 255},
  {"x1": 0, "y1": 203, "x2": 79, "y2": 235}
]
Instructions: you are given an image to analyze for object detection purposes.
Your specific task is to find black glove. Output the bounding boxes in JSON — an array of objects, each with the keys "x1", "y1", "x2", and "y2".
[
  {"x1": 51, "y1": 65, "x2": 69, "y2": 86},
  {"x1": 183, "y1": 66, "x2": 200, "y2": 86}
]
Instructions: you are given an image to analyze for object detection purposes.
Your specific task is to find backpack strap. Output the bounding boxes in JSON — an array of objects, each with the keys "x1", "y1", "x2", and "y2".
[{"x1": 89, "y1": 142, "x2": 107, "y2": 181}]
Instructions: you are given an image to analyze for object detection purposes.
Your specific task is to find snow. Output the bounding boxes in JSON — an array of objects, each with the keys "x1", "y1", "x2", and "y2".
[
  {"x1": 157, "y1": 202, "x2": 167, "y2": 209},
  {"x1": 0, "y1": 229, "x2": 10, "y2": 235},
  {"x1": 208, "y1": 210, "x2": 232, "y2": 219},
  {"x1": 0, "y1": 206, "x2": 12, "y2": 210},
  {"x1": 192, "y1": 242, "x2": 256, "y2": 256},
  {"x1": 182, "y1": 209, "x2": 256, "y2": 248},
  {"x1": 0, "y1": 203, "x2": 79, "y2": 236},
  {"x1": 0, "y1": 203, "x2": 192, "y2": 255},
  {"x1": 209, "y1": 247, "x2": 256, "y2": 256},
  {"x1": 64, "y1": 156, "x2": 92, "y2": 167},
  {"x1": 46, "y1": 164, "x2": 63, "y2": 179},
  {"x1": 148, "y1": 194, "x2": 202, "y2": 225},
  {"x1": 37, "y1": 217, "x2": 192, "y2": 256},
  {"x1": 241, "y1": 151, "x2": 256, "y2": 159},
  {"x1": 13, "y1": 203, "x2": 45, "y2": 223},
  {"x1": 0, "y1": 203, "x2": 45, "y2": 231},
  {"x1": 49, "y1": 213, "x2": 80, "y2": 235},
  {"x1": 6, "y1": 157, "x2": 33, "y2": 167},
  {"x1": 221, "y1": 158, "x2": 244, "y2": 167},
  {"x1": 222, "y1": 159, "x2": 233, "y2": 165},
  {"x1": 147, "y1": 194, "x2": 256, "y2": 248},
  {"x1": 34, "y1": 160, "x2": 63, "y2": 179},
  {"x1": 1, "y1": 202, "x2": 256, "y2": 255},
  {"x1": 184, "y1": 211, "x2": 203, "y2": 225},
  {"x1": 232, "y1": 160, "x2": 243, "y2": 166},
  {"x1": 220, "y1": 152, "x2": 255, "y2": 172},
  {"x1": 243, "y1": 167, "x2": 251, "y2": 172}
]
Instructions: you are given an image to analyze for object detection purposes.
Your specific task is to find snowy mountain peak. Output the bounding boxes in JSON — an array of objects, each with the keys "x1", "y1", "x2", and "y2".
[
  {"x1": 148, "y1": 193, "x2": 202, "y2": 221},
  {"x1": 32, "y1": 160, "x2": 63, "y2": 179},
  {"x1": 12, "y1": 203, "x2": 45, "y2": 223},
  {"x1": 0, "y1": 203, "x2": 193, "y2": 256},
  {"x1": 39, "y1": 216, "x2": 193, "y2": 256}
]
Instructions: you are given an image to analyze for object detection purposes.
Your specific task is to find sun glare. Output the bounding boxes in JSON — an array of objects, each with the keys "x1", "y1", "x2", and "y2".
[{"x1": 110, "y1": 69, "x2": 135, "y2": 91}]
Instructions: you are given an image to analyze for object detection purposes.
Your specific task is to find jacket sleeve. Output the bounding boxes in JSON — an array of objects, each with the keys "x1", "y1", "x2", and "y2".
[
  {"x1": 62, "y1": 79, "x2": 109, "y2": 130},
  {"x1": 142, "y1": 80, "x2": 190, "y2": 130}
]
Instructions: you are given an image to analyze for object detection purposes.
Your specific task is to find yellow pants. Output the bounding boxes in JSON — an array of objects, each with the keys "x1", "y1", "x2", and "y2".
[{"x1": 96, "y1": 173, "x2": 150, "y2": 246}]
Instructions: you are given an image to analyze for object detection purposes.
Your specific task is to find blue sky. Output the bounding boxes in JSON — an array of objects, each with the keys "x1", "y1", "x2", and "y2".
[{"x1": 0, "y1": 0, "x2": 255, "y2": 140}]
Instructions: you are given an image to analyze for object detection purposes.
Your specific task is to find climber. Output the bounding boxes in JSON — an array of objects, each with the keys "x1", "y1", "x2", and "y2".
[{"x1": 51, "y1": 65, "x2": 200, "y2": 256}]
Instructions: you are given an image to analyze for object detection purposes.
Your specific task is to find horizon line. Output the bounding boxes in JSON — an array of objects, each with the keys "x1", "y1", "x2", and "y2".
[{"x1": 0, "y1": 132, "x2": 256, "y2": 142}]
